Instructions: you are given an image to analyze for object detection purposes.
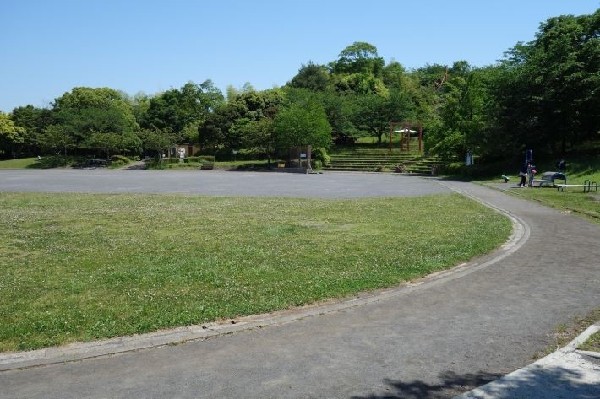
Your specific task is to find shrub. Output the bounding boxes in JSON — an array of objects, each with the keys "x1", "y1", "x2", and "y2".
[
  {"x1": 395, "y1": 164, "x2": 408, "y2": 173},
  {"x1": 110, "y1": 155, "x2": 130, "y2": 167},
  {"x1": 144, "y1": 159, "x2": 167, "y2": 170},
  {"x1": 36, "y1": 156, "x2": 71, "y2": 169},
  {"x1": 199, "y1": 155, "x2": 216, "y2": 163},
  {"x1": 186, "y1": 156, "x2": 215, "y2": 164},
  {"x1": 314, "y1": 148, "x2": 330, "y2": 167}
]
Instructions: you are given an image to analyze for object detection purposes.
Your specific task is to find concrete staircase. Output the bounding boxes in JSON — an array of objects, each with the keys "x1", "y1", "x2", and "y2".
[{"x1": 327, "y1": 147, "x2": 439, "y2": 174}]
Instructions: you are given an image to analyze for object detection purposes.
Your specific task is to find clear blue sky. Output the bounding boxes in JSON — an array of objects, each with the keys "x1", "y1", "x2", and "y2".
[{"x1": 1, "y1": 0, "x2": 599, "y2": 113}]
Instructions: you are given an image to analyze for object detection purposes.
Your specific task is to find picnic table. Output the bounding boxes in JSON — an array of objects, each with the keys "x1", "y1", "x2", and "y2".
[{"x1": 532, "y1": 171, "x2": 566, "y2": 187}]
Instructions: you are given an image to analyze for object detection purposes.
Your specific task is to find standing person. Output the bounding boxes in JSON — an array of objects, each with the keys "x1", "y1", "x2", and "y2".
[
  {"x1": 527, "y1": 163, "x2": 536, "y2": 187},
  {"x1": 519, "y1": 162, "x2": 528, "y2": 187}
]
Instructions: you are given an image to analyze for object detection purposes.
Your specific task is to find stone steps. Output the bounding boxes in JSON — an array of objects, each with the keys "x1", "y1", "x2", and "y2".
[{"x1": 327, "y1": 148, "x2": 439, "y2": 174}]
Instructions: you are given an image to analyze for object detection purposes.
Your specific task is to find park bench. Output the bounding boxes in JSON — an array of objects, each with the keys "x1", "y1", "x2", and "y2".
[{"x1": 556, "y1": 180, "x2": 598, "y2": 193}]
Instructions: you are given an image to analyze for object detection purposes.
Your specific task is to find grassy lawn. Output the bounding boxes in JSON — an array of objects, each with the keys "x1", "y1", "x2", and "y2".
[
  {"x1": 0, "y1": 192, "x2": 510, "y2": 352},
  {"x1": 0, "y1": 158, "x2": 38, "y2": 169},
  {"x1": 485, "y1": 156, "x2": 600, "y2": 225},
  {"x1": 502, "y1": 187, "x2": 600, "y2": 222},
  {"x1": 0, "y1": 156, "x2": 282, "y2": 170}
]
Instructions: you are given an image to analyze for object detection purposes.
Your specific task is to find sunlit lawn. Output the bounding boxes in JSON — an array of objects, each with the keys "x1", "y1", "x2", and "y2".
[
  {"x1": 489, "y1": 157, "x2": 600, "y2": 225},
  {"x1": 0, "y1": 158, "x2": 37, "y2": 169},
  {"x1": 0, "y1": 192, "x2": 511, "y2": 352},
  {"x1": 505, "y1": 186, "x2": 600, "y2": 223}
]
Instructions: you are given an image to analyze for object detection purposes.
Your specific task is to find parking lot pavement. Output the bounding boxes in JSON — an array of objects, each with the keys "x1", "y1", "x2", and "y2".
[{"x1": 0, "y1": 169, "x2": 451, "y2": 198}]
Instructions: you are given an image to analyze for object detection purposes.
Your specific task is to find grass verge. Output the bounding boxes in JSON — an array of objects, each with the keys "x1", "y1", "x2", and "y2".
[
  {"x1": 0, "y1": 158, "x2": 38, "y2": 169},
  {"x1": 483, "y1": 157, "x2": 600, "y2": 225},
  {"x1": 503, "y1": 187, "x2": 600, "y2": 223},
  {"x1": 535, "y1": 308, "x2": 600, "y2": 358},
  {"x1": 579, "y1": 331, "x2": 600, "y2": 352},
  {"x1": 0, "y1": 192, "x2": 511, "y2": 352}
]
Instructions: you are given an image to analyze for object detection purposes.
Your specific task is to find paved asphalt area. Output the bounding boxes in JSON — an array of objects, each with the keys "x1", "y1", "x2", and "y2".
[
  {"x1": 0, "y1": 169, "x2": 449, "y2": 198},
  {"x1": 0, "y1": 170, "x2": 598, "y2": 398}
]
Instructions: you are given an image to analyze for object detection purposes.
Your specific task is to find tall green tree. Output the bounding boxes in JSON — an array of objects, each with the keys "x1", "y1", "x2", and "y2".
[
  {"x1": 273, "y1": 92, "x2": 331, "y2": 150},
  {"x1": 382, "y1": 61, "x2": 407, "y2": 90},
  {"x1": 330, "y1": 42, "x2": 387, "y2": 95},
  {"x1": 51, "y1": 87, "x2": 141, "y2": 155},
  {"x1": 199, "y1": 88, "x2": 283, "y2": 153},
  {"x1": 0, "y1": 112, "x2": 26, "y2": 158},
  {"x1": 142, "y1": 80, "x2": 224, "y2": 143},
  {"x1": 138, "y1": 127, "x2": 174, "y2": 160},
  {"x1": 289, "y1": 61, "x2": 331, "y2": 91},
  {"x1": 539, "y1": 11, "x2": 600, "y2": 151},
  {"x1": 9, "y1": 105, "x2": 53, "y2": 156},
  {"x1": 351, "y1": 89, "x2": 413, "y2": 144},
  {"x1": 496, "y1": 10, "x2": 600, "y2": 156},
  {"x1": 37, "y1": 124, "x2": 76, "y2": 156},
  {"x1": 320, "y1": 90, "x2": 357, "y2": 143},
  {"x1": 331, "y1": 41, "x2": 385, "y2": 76},
  {"x1": 127, "y1": 92, "x2": 152, "y2": 126},
  {"x1": 426, "y1": 62, "x2": 490, "y2": 161}
]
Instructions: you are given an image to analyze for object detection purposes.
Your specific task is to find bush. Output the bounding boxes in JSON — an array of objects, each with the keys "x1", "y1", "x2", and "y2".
[
  {"x1": 144, "y1": 156, "x2": 218, "y2": 170},
  {"x1": 110, "y1": 155, "x2": 130, "y2": 167},
  {"x1": 314, "y1": 148, "x2": 330, "y2": 167},
  {"x1": 334, "y1": 134, "x2": 357, "y2": 145},
  {"x1": 35, "y1": 155, "x2": 71, "y2": 169},
  {"x1": 436, "y1": 161, "x2": 514, "y2": 179},
  {"x1": 394, "y1": 164, "x2": 408, "y2": 173},
  {"x1": 212, "y1": 148, "x2": 265, "y2": 161},
  {"x1": 187, "y1": 155, "x2": 215, "y2": 163},
  {"x1": 144, "y1": 159, "x2": 167, "y2": 170}
]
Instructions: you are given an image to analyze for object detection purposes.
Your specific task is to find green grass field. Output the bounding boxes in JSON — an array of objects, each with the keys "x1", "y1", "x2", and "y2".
[
  {"x1": 504, "y1": 186, "x2": 600, "y2": 223},
  {"x1": 0, "y1": 158, "x2": 38, "y2": 169},
  {"x1": 489, "y1": 156, "x2": 600, "y2": 224},
  {"x1": 2, "y1": 153, "x2": 595, "y2": 353},
  {"x1": 0, "y1": 192, "x2": 510, "y2": 352}
]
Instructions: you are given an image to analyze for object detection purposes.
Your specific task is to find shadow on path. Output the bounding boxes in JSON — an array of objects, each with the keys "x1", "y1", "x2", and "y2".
[
  {"x1": 352, "y1": 370, "x2": 503, "y2": 399},
  {"x1": 353, "y1": 365, "x2": 595, "y2": 399}
]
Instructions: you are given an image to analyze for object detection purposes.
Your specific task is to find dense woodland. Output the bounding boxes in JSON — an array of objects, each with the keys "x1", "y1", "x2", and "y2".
[{"x1": 1, "y1": 10, "x2": 599, "y2": 166}]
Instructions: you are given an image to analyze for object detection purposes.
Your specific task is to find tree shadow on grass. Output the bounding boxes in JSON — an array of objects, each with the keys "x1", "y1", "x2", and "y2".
[{"x1": 352, "y1": 365, "x2": 598, "y2": 399}]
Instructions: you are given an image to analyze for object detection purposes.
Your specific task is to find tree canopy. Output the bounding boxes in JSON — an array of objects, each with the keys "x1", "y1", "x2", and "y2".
[
  {"x1": 4, "y1": 9, "x2": 599, "y2": 166},
  {"x1": 273, "y1": 90, "x2": 331, "y2": 150}
]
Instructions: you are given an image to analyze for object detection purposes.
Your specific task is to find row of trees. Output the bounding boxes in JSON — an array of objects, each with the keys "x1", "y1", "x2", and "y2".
[
  {"x1": 1, "y1": 9, "x2": 599, "y2": 164},
  {"x1": 1, "y1": 81, "x2": 225, "y2": 160}
]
